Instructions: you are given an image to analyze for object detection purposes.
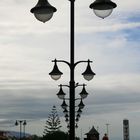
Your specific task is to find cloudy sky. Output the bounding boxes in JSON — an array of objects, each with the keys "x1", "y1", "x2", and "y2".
[{"x1": 0, "y1": 0, "x2": 140, "y2": 139}]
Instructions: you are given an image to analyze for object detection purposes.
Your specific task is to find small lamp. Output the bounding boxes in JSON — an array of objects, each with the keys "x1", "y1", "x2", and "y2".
[
  {"x1": 90, "y1": 0, "x2": 117, "y2": 19},
  {"x1": 79, "y1": 84, "x2": 89, "y2": 99},
  {"x1": 30, "y1": 0, "x2": 57, "y2": 23},
  {"x1": 63, "y1": 108, "x2": 69, "y2": 115},
  {"x1": 77, "y1": 108, "x2": 82, "y2": 115},
  {"x1": 49, "y1": 59, "x2": 63, "y2": 80},
  {"x1": 82, "y1": 60, "x2": 96, "y2": 81},
  {"x1": 61, "y1": 100, "x2": 68, "y2": 109},
  {"x1": 15, "y1": 120, "x2": 18, "y2": 126},
  {"x1": 23, "y1": 120, "x2": 27, "y2": 126},
  {"x1": 57, "y1": 85, "x2": 66, "y2": 99},
  {"x1": 78, "y1": 99, "x2": 85, "y2": 109}
]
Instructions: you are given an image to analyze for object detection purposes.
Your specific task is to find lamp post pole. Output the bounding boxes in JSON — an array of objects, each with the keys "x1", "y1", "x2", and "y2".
[
  {"x1": 23, "y1": 120, "x2": 27, "y2": 138},
  {"x1": 69, "y1": 0, "x2": 75, "y2": 139},
  {"x1": 19, "y1": 121, "x2": 22, "y2": 140}
]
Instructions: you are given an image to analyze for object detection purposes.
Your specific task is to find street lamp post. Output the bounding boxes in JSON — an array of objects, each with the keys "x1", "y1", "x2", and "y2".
[
  {"x1": 23, "y1": 120, "x2": 27, "y2": 138},
  {"x1": 15, "y1": 120, "x2": 27, "y2": 140},
  {"x1": 106, "y1": 123, "x2": 110, "y2": 136},
  {"x1": 30, "y1": 0, "x2": 117, "y2": 140}
]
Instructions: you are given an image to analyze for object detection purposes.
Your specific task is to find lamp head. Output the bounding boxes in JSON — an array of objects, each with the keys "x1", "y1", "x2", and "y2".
[
  {"x1": 57, "y1": 85, "x2": 66, "y2": 99},
  {"x1": 77, "y1": 108, "x2": 82, "y2": 115},
  {"x1": 79, "y1": 85, "x2": 88, "y2": 99},
  {"x1": 30, "y1": 0, "x2": 57, "y2": 23},
  {"x1": 90, "y1": 0, "x2": 117, "y2": 18},
  {"x1": 65, "y1": 114, "x2": 69, "y2": 119},
  {"x1": 65, "y1": 118, "x2": 69, "y2": 123},
  {"x1": 49, "y1": 59, "x2": 63, "y2": 80},
  {"x1": 67, "y1": 124, "x2": 70, "y2": 129},
  {"x1": 78, "y1": 99, "x2": 85, "y2": 109},
  {"x1": 23, "y1": 120, "x2": 27, "y2": 126},
  {"x1": 75, "y1": 123, "x2": 78, "y2": 128},
  {"x1": 15, "y1": 121, "x2": 18, "y2": 126},
  {"x1": 82, "y1": 60, "x2": 95, "y2": 81},
  {"x1": 77, "y1": 114, "x2": 81, "y2": 118},
  {"x1": 63, "y1": 108, "x2": 68, "y2": 115},
  {"x1": 75, "y1": 118, "x2": 79, "y2": 122},
  {"x1": 61, "y1": 100, "x2": 68, "y2": 109}
]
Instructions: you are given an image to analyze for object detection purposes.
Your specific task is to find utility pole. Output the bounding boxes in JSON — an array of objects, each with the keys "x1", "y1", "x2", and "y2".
[{"x1": 106, "y1": 123, "x2": 110, "y2": 136}]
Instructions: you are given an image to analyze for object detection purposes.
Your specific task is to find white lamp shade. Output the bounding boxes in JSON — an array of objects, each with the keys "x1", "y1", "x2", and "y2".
[
  {"x1": 34, "y1": 11, "x2": 54, "y2": 22},
  {"x1": 50, "y1": 75, "x2": 61, "y2": 80},
  {"x1": 93, "y1": 9, "x2": 113, "y2": 19},
  {"x1": 83, "y1": 74, "x2": 94, "y2": 81}
]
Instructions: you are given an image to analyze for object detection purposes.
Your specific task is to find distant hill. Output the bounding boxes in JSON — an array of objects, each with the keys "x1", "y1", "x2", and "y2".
[{"x1": 0, "y1": 130, "x2": 31, "y2": 138}]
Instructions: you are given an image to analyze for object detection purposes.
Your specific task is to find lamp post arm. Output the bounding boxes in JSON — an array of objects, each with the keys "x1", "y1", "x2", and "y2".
[
  {"x1": 74, "y1": 60, "x2": 93, "y2": 68},
  {"x1": 62, "y1": 97, "x2": 82, "y2": 101},
  {"x1": 52, "y1": 59, "x2": 70, "y2": 67},
  {"x1": 75, "y1": 98, "x2": 82, "y2": 101},
  {"x1": 63, "y1": 98, "x2": 70, "y2": 100},
  {"x1": 59, "y1": 83, "x2": 86, "y2": 88},
  {"x1": 75, "y1": 83, "x2": 87, "y2": 88},
  {"x1": 58, "y1": 84, "x2": 70, "y2": 88}
]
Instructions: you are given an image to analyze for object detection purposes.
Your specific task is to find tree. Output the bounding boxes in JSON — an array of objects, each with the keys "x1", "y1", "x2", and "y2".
[
  {"x1": 43, "y1": 131, "x2": 68, "y2": 140},
  {"x1": 43, "y1": 131, "x2": 80, "y2": 140},
  {"x1": 43, "y1": 105, "x2": 62, "y2": 135}
]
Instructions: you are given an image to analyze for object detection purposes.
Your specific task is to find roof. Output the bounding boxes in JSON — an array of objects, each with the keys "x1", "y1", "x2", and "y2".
[{"x1": 85, "y1": 126, "x2": 99, "y2": 135}]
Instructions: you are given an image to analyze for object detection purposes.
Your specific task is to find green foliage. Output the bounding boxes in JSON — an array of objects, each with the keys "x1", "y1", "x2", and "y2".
[
  {"x1": 43, "y1": 106, "x2": 62, "y2": 135},
  {"x1": 43, "y1": 131, "x2": 68, "y2": 140},
  {"x1": 28, "y1": 135, "x2": 42, "y2": 140}
]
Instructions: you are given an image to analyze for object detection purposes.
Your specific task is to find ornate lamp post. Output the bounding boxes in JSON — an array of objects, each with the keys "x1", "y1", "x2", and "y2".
[
  {"x1": 30, "y1": 0, "x2": 117, "y2": 140},
  {"x1": 57, "y1": 83, "x2": 89, "y2": 130},
  {"x1": 15, "y1": 120, "x2": 27, "y2": 140}
]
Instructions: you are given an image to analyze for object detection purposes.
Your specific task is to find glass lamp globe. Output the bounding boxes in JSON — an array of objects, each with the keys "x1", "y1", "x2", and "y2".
[
  {"x1": 33, "y1": 11, "x2": 54, "y2": 23},
  {"x1": 93, "y1": 9, "x2": 113, "y2": 19}
]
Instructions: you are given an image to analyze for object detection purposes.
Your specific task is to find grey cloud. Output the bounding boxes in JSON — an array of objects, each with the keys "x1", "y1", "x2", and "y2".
[
  {"x1": 86, "y1": 88, "x2": 140, "y2": 105},
  {"x1": 82, "y1": 88, "x2": 140, "y2": 116},
  {"x1": 0, "y1": 88, "x2": 62, "y2": 120}
]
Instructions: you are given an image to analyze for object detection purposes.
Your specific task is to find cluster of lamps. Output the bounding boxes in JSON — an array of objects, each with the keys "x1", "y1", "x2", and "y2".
[
  {"x1": 30, "y1": 0, "x2": 117, "y2": 23},
  {"x1": 49, "y1": 59, "x2": 95, "y2": 128},
  {"x1": 30, "y1": 0, "x2": 117, "y2": 140},
  {"x1": 15, "y1": 120, "x2": 27, "y2": 140},
  {"x1": 60, "y1": 83, "x2": 89, "y2": 129},
  {"x1": 49, "y1": 59, "x2": 95, "y2": 129}
]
